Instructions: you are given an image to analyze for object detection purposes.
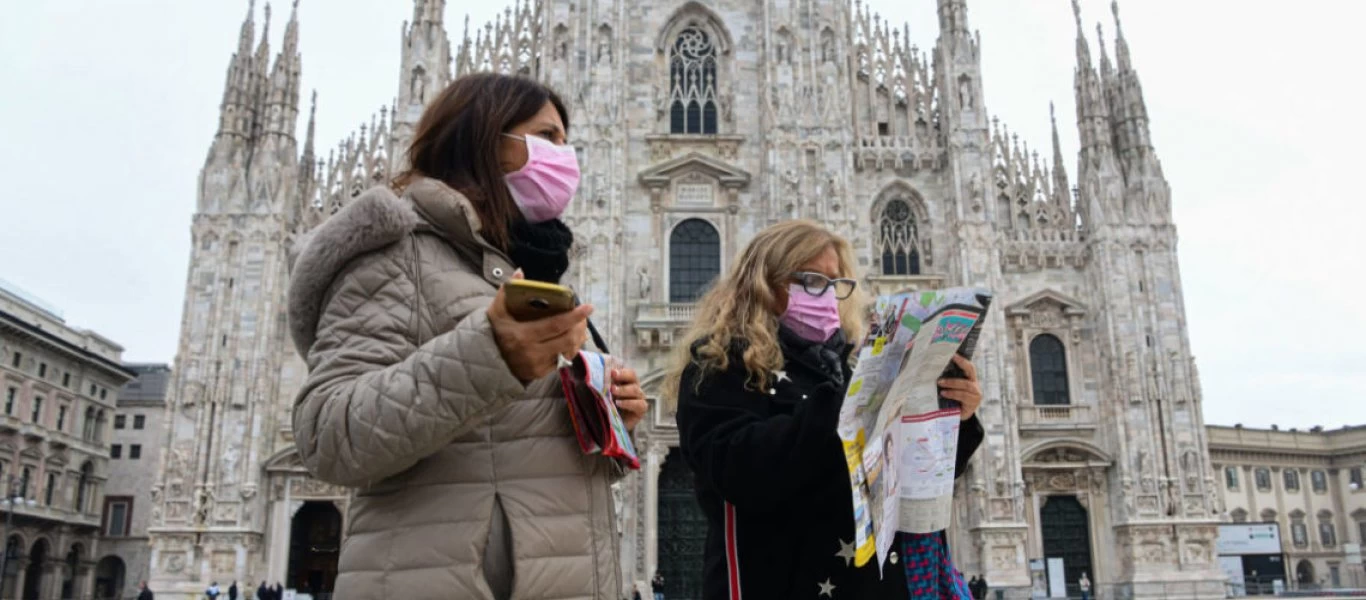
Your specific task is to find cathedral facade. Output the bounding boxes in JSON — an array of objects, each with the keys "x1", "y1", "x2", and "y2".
[{"x1": 146, "y1": 0, "x2": 1227, "y2": 598}]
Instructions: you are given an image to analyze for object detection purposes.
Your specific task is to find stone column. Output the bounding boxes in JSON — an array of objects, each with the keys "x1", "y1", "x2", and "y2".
[
  {"x1": 643, "y1": 444, "x2": 667, "y2": 581},
  {"x1": 76, "y1": 564, "x2": 93, "y2": 600},
  {"x1": 39, "y1": 561, "x2": 57, "y2": 600},
  {"x1": 265, "y1": 477, "x2": 294, "y2": 585},
  {"x1": 11, "y1": 559, "x2": 28, "y2": 598}
]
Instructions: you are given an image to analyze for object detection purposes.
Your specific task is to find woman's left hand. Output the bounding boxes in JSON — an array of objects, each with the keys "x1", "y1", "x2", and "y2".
[
  {"x1": 938, "y1": 355, "x2": 983, "y2": 421},
  {"x1": 611, "y1": 367, "x2": 649, "y2": 431}
]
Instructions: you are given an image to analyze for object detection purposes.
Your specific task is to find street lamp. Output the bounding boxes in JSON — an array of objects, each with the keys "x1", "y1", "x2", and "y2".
[{"x1": 0, "y1": 475, "x2": 39, "y2": 595}]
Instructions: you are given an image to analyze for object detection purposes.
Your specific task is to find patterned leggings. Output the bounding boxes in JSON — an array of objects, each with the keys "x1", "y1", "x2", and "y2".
[{"x1": 901, "y1": 532, "x2": 972, "y2": 599}]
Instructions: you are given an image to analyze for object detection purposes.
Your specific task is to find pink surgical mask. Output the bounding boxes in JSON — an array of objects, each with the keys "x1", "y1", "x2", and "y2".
[
  {"x1": 502, "y1": 133, "x2": 580, "y2": 223},
  {"x1": 780, "y1": 283, "x2": 842, "y2": 343}
]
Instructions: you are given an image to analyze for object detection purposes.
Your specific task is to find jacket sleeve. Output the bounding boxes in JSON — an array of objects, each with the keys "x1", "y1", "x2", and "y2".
[
  {"x1": 954, "y1": 414, "x2": 985, "y2": 478},
  {"x1": 292, "y1": 251, "x2": 526, "y2": 487},
  {"x1": 676, "y1": 360, "x2": 845, "y2": 509}
]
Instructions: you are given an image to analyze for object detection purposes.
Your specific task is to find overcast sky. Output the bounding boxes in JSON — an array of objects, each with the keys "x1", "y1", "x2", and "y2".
[{"x1": 1, "y1": 1, "x2": 1362, "y2": 429}]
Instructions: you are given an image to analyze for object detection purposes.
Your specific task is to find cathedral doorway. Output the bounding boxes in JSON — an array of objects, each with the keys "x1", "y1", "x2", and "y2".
[
  {"x1": 657, "y1": 447, "x2": 706, "y2": 600},
  {"x1": 1295, "y1": 560, "x2": 1315, "y2": 587},
  {"x1": 1040, "y1": 495, "x2": 1092, "y2": 598},
  {"x1": 93, "y1": 555, "x2": 125, "y2": 600},
  {"x1": 22, "y1": 538, "x2": 49, "y2": 600},
  {"x1": 287, "y1": 501, "x2": 342, "y2": 596}
]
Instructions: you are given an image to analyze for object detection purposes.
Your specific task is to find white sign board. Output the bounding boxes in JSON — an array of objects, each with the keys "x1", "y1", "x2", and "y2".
[
  {"x1": 1217, "y1": 523, "x2": 1282, "y2": 556},
  {"x1": 1344, "y1": 543, "x2": 1362, "y2": 566},
  {"x1": 1047, "y1": 557, "x2": 1067, "y2": 598}
]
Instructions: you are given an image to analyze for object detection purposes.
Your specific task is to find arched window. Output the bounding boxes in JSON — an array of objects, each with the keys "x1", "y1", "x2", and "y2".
[
  {"x1": 877, "y1": 198, "x2": 921, "y2": 275},
  {"x1": 75, "y1": 462, "x2": 93, "y2": 513},
  {"x1": 1029, "y1": 334, "x2": 1070, "y2": 406},
  {"x1": 1260, "y1": 509, "x2": 1278, "y2": 523},
  {"x1": 669, "y1": 26, "x2": 719, "y2": 134},
  {"x1": 95, "y1": 410, "x2": 106, "y2": 442},
  {"x1": 669, "y1": 219, "x2": 721, "y2": 303},
  {"x1": 1230, "y1": 508, "x2": 1248, "y2": 523}
]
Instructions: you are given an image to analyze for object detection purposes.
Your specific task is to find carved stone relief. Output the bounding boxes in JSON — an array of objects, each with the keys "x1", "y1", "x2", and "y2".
[
  {"x1": 290, "y1": 476, "x2": 348, "y2": 498},
  {"x1": 161, "y1": 553, "x2": 187, "y2": 574}
]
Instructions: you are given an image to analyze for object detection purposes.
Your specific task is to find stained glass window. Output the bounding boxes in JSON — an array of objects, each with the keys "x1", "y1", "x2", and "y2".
[
  {"x1": 669, "y1": 27, "x2": 719, "y2": 134},
  {"x1": 878, "y1": 198, "x2": 921, "y2": 275}
]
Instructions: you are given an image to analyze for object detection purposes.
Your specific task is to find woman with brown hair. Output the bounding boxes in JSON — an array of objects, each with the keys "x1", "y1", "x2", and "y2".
[
  {"x1": 286, "y1": 73, "x2": 646, "y2": 599},
  {"x1": 666, "y1": 220, "x2": 984, "y2": 599}
]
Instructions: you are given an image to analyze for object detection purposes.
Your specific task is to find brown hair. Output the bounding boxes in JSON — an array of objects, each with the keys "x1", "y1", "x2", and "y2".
[{"x1": 393, "y1": 73, "x2": 569, "y2": 251}]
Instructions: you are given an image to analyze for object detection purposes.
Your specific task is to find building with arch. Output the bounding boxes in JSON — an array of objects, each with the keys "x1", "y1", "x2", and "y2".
[
  {"x1": 147, "y1": 0, "x2": 1227, "y2": 598},
  {"x1": 1209, "y1": 424, "x2": 1366, "y2": 591},
  {"x1": 0, "y1": 280, "x2": 132, "y2": 598}
]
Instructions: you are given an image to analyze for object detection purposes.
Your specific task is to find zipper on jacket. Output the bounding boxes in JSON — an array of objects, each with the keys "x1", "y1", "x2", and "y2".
[{"x1": 408, "y1": 234, "x2": 427, "y2": 345}]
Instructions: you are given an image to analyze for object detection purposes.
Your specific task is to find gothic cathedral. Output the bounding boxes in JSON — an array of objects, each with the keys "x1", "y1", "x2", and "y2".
[{"x1": 147, "y1": 0, "x2": 1226, "y2": 597}]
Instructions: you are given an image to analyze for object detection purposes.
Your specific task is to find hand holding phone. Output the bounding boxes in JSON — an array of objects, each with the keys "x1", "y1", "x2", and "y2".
[{"x1": 488, "y1": 273, "x2": 592, "y2": 382}]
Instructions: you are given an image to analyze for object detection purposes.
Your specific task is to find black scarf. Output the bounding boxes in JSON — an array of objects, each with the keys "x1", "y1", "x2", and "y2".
[
  {"x1": 506, "y1": 218, "x2": 574, "y2": 283},
  {"x1": 777, "y1": 325, "x2": 850, "y2": 387},
  {"x1": 506, "y1": 218, "x2": 610, "y2": 353}
]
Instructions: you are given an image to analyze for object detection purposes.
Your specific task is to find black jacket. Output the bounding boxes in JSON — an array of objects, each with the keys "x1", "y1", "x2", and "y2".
[{"x1": 677, "y1": 329, "x2": 984, "y2": 600}]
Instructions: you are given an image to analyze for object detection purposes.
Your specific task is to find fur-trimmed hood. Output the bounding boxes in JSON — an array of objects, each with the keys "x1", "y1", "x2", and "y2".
[
  {"x1": 286, "y1": 185, "x2": 420, "y2": 357},
  {"x1": 286, "y1": 177, "x2": 507, "y2": 358}
]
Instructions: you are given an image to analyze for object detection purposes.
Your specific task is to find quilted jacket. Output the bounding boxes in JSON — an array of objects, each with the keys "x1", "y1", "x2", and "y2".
[{"x1": 286, "y1": 177, "x2": 623, "y2": 600}]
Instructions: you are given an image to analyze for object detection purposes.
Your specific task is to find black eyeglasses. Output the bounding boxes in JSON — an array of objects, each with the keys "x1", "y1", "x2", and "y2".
[{"x1": 790, "y1": 272, "x2": 857, "y2": 300}]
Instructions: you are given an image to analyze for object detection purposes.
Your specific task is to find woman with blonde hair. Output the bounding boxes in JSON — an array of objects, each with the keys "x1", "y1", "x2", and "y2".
[{"x1": 667, "y1": 220, "x2": 984, "y2": 599}]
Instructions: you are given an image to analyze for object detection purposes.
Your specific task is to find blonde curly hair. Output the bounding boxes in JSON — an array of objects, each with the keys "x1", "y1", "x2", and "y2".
[{"x1": 661, "y1": 220, "x2": 867, "y2": 411}]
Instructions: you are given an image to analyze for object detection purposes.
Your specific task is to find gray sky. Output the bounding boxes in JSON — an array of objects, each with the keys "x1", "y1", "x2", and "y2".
[{"x1": 1, "y1": 1, "x2": 1362, "y2": 429}]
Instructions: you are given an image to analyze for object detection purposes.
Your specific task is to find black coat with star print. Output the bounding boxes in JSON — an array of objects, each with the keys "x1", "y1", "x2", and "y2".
[{"x1": 677, "y1": 328, "x2": 984, "y2": 600}]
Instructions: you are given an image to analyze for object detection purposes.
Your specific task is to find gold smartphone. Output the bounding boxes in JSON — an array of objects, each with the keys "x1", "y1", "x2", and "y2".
[{"x1": 504, "y1": 279, "x2": 577, "y2": 321}]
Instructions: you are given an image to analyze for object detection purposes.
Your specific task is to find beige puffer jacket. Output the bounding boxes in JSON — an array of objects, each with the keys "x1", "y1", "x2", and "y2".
[{"x1": 286, "y1": 177, "x2": 623, "y2": 600}]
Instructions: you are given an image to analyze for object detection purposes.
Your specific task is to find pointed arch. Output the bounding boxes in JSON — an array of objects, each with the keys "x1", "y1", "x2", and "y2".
[
  {"x1": 657, "y1": 3, "x2": 732, "y2": 135},
  {"x1": 263, "y1": 445, "x2": 306, "y2": 474},
  {"x1": 871, "y1": 182, "x2": 930, "y2": 276},
  {"x1": 655, "y1": 3, "x2": 734, "y2": 55}
]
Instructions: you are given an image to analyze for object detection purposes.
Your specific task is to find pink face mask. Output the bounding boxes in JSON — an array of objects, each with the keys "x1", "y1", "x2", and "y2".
[
  {"x1": 780, "y1": 283, "x2": 843, "y2": 343},
  {"x1": 503, "y1": 133, "x2": 580, "y2": 223}
]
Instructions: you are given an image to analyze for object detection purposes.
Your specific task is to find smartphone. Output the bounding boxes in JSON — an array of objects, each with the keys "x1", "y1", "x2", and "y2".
[{"x1": 504, "y1": 279, "x2": 577, "y2": 321}]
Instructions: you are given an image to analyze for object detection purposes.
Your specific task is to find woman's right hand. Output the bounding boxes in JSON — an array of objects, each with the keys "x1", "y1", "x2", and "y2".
[{"x1": 488, "y1": 272, "x2": 592, "y2": 383}]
